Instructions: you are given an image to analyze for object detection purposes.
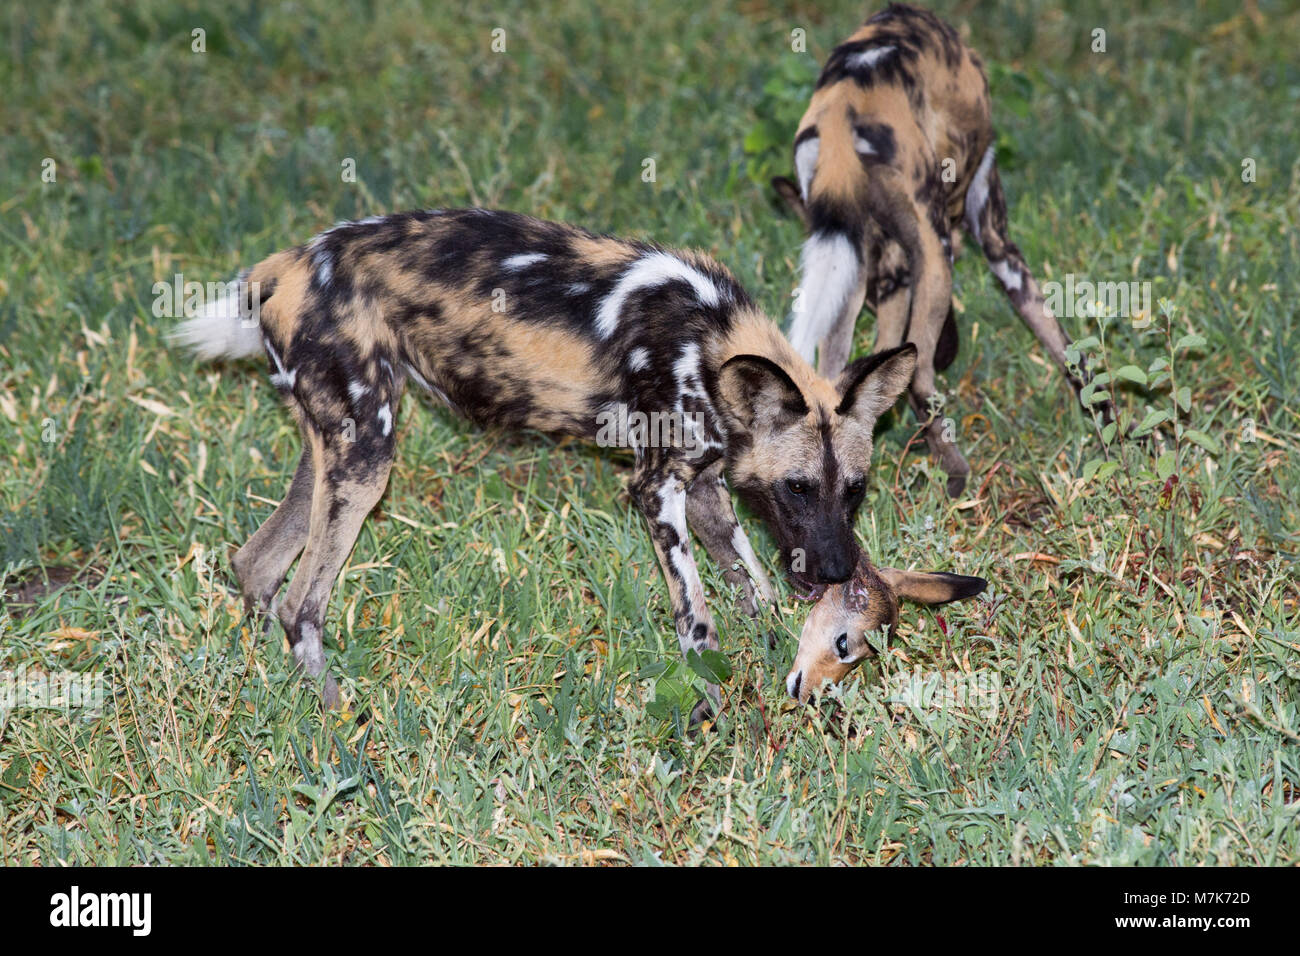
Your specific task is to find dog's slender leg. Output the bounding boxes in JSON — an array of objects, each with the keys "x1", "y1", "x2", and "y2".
[
  {"x1": 231, "y1": 449, "x2": 314, "y2": 624},
  {"x1": 630, "y1": 465, "x2": 721, "y2": 721},
  {"x1": 966, "y1": 151, "x2": 1112, "y2": 423},
  {"x1": 868, "y1": 241, "x2": 912, "y2": 352},
  {"x1": 277, "y1": 391, "x2": 397, "y2": 708},
  {"x1": 684, "y1": 462, "x2": 774, "y2": 620},
  {"x1": 897, "y1": 212, "x2": 971, "y2": 496}
]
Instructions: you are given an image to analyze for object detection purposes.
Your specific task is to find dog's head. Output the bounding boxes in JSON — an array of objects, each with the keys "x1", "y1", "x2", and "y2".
[
  {"x1": 785, "y1": 556, "x2": 986, "y2": 702},
  {"x1": 716, "y1": 343, "x2": 916, "y2": 587}
]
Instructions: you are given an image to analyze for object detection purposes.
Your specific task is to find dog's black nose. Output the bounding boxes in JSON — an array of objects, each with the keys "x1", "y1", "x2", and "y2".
[{"x1": 820, "y1": 555, "x2": 854, "y2": 583}]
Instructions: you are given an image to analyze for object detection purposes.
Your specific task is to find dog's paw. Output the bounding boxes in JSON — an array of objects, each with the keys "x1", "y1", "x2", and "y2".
[
  {"x1": 321, "y1": 673, "x2": 341, "y2": 710},
  {"x1": 945, "y1": 470, "x2": 969, "y2": 498}
]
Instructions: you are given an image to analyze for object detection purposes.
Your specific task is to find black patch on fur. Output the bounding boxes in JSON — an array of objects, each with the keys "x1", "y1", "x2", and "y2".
[
  {"x1": 929, "y1": 572, "x2": 987, "y2": 602},
  {"x1": 853, "y1": 121, "x2": 897, "y2": 166},
  {"x1": 934, "y1": 303, "x2": 959, "y2": 371}
]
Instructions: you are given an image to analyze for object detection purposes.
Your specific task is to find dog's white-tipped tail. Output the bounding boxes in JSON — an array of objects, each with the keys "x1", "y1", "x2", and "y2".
[
  {"x1": 787, "y1": 232, "x2": 861, "y2": 364},
  {"x1": 167, "y1": 273, "x2": 264, "y2": 361}
]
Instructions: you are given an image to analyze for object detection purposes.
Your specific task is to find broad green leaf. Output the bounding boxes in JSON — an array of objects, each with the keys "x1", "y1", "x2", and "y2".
[
  {"x1": 685, "y1": 648, "x2": 732, "y2": 684},
  {"x1": 1156, "y1": 450, "x2": 1176, "y2": 479},
  {"x1": 1131, "y1": 408, "x2": 1171, "y2": 436},
  {"x1": 1175, "y1": 386, "x2": 1192, "y2": 411},
  {"x1": 1175, "y1": 333, "x2": 1207, "y2": 351},
  {"x1": 1114, "y1": 365, "x2": 1148, "y2": 385},
  {"x1": 1183, "y1": 429, "x2": 1221, "y2": 455}
]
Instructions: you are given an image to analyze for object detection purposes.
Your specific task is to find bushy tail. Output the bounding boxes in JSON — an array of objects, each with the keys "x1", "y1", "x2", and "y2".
[
  {"x1": 167, "y1": 268, "x2": 264, "y2": 361},
  {"x1": 787, "y1": 232, "x2": 863, "y2": 365},
  {"x1": 785, "y1": 109, "x2": 869, "y2": 366}
]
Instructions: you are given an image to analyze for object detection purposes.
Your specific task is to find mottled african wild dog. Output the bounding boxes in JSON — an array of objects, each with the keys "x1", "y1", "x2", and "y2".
[
  {"x1": 172, "y1": 208, "x2": 918, "y2": 714},
  {"x1": 786, "y1": 555, "x2": 984, "y2": 702},
  {"x1": 773, "y1": 4, "x2": 1107, "y2": 496}
]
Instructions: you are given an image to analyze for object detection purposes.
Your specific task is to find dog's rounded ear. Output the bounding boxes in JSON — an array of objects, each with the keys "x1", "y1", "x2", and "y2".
[
  {"x1": 717, "y1": 354, "x2": 809, "y2": 432},
  {"x1": 771, "y1": 176, "x2": 809, "y2": 227},
  {"x1": 835, "y1": 344, "x2": 917, "y2": 425},
  {"x1": 878, "y1": 567, "x2": 987, "y2": 606}
]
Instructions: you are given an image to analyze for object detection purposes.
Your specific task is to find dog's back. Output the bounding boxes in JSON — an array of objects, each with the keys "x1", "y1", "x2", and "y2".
[{"x1": 182, "y1": 209, "x2": 767, "y2": 446}]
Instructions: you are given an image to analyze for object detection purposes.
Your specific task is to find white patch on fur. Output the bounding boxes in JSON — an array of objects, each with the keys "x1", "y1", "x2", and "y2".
[
  {"x1": 991, "y1": 258, "x2": 1023, "y2": 292},
  {"x1": 795, "y1": 136, "x2": 820, "y2": 200},
  {"x1": 566, "y1": 282, "x2": 591, "y2": 295},
  {"x1": 656, "y1": 482, "x2": 708, "y2": 621},
  {"x1": 405, "y1": 363, "x2": 453, "y2": 408},
  {"x1": 853, "y1": 134, "x2": 876, "y2": 156},
  {"x1": 846, "y1": 45, "x2": 895, "y2": 70},
  {"x1": 595, "y1": 252, "x2": 723, "y2": 339},
  {"x1": 348, "y1": 380, "x2": 368, "y2": 404},
  {"x1": 377, "y1": 403, "x2": 392, "y2": 436},
  {"x1": 964, "y1": 145, "x2": 996, "y2": 243},
  {"x1": 674, "y1": 343, "x2": 701, "y2": 391},
  {"x1": 731, "y1": 525, "x2": 775, "y2": 603},
  {"x1": 305, "y1": 232, "x2": 334, "y2": 288},
  {"x1": 503, "y1": 252, "x2": 548, "y2": 270},
  {"x1": 264, "y1": 339, "x2": 296, "y2": 391},
  {"x1": 788, "y1": 232, "x2": 860, "y2": 364},
  {"x1": 168, "y1": 277, "x2": 263, "y2": 360},
  {"x1": 627, "y1": 347, "x2": 650, "y2": 371}
]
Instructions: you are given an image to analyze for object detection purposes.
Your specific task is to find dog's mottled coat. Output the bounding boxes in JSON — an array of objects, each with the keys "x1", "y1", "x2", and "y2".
[{"x1": 174, "y1": 208, "x2": 917, "y2": 712}]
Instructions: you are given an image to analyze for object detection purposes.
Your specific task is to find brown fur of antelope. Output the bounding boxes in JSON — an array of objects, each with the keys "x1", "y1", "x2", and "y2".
[
  {"x1": 773, "y1": 3, "x2": 1109, "y2": 498},
  {"x1": 170, "y1": 208, "x2": 918, "y2": 717},
  {"x1": 786, "y1": 554, "x2": 985, "y2": 702}
]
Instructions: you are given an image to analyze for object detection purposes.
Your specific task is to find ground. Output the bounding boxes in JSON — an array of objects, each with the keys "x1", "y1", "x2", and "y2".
[{"x1": 0, "y1": 0, "x2": 1296, "y2": 864}]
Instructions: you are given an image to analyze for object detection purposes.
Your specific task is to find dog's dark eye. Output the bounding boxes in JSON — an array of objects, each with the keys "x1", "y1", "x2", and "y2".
[
  {"x1": 787, "y1": 478, "x2": 808, "y2": 496},
  {"x1": 835, "y1": 633, "x2": 849, "y2": 659},
  {"x1": 845, "y1": 478, "x2": 865, "y2": 498}
]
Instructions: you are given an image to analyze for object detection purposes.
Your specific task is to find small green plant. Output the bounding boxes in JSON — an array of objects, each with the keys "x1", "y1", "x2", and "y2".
[{"x1": 1067, "y1": 298, "x2": 1217, "y2": 560}]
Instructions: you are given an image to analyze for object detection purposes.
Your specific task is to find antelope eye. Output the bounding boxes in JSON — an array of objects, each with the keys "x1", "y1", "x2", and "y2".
[
  {"x1": 846, "y1": 477, "x2": 865, "y2": 497},
  {"x1": 835, "y1": 632, "x2": 849, "y2": 659},
  {"x1": 787, "y1": 478, "x2": 808, "y2": 496}
]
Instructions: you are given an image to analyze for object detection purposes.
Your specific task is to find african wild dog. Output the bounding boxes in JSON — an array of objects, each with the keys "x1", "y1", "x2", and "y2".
[
  {"x1": 772, "y1": 3, "x2": 1109, "y2": 497},
  {"x1": 786, "y1": 554, "x2": 984, "y2": 702},
  {"x1": 171, "y1": 208, "x2": 917, "y2": 716}
]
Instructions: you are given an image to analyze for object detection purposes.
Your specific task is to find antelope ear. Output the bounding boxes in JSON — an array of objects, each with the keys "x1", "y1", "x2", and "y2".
[
  {"x1": 878, "y1": 568, "x2": 987, "y2": 606},
  {"x1": 835, "y1": 344, "x2": 917, "y2": 425},
  {"x1": 717, "y1": 354, "x2": 809, "y2": 433},
  {"x1": 771, "y1": 176, "x2": 809, "y2": 228}
]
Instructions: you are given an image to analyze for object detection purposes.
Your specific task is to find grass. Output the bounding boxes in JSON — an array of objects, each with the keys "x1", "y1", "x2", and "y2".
[{"x1": 0, "y1": 0, "x2": 1297, "y2": 865}]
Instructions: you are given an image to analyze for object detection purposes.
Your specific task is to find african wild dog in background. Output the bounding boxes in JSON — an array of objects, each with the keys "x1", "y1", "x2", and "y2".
[
  {"x1": 773, "y1": 3, "x2": 1108, "y2": 497},
  {"x1": 172, "y1": 209, "x2": 917, "y2": 715}
]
